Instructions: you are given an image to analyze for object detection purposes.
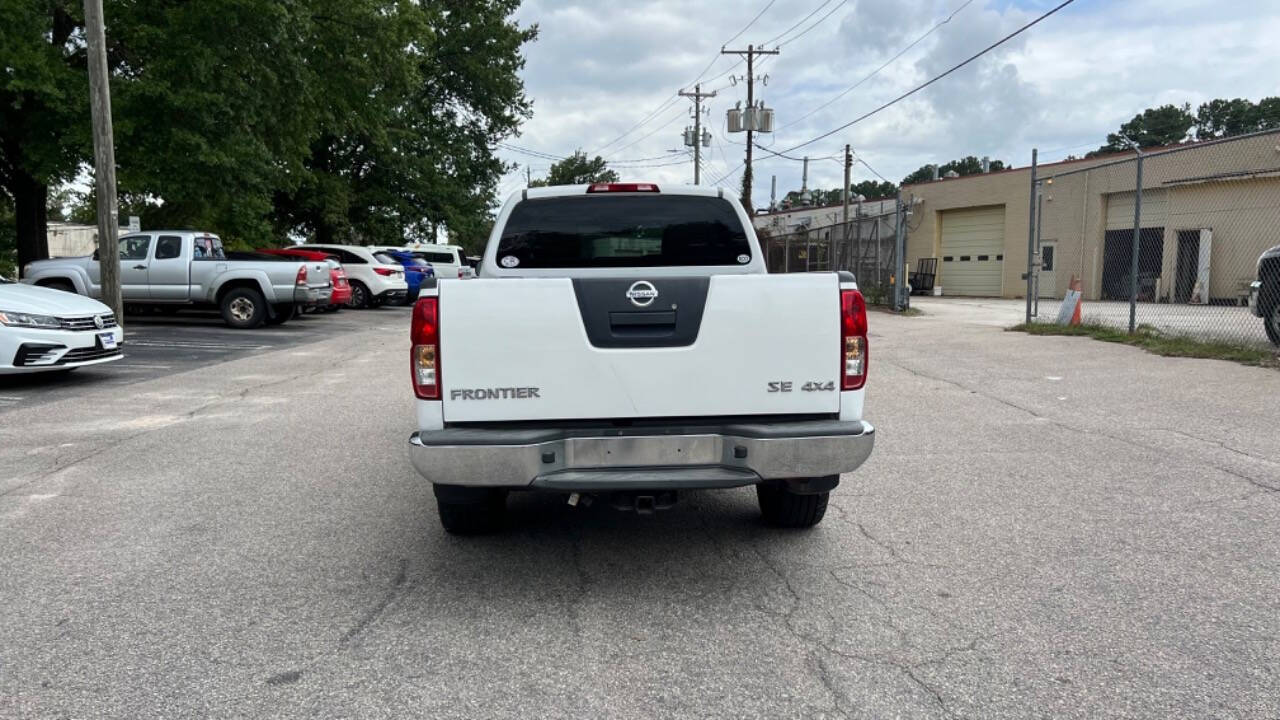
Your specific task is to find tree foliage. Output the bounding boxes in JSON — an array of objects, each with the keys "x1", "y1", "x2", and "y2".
[
  {"x1": 1092, "y1": 103, "x2": 1196, "y2": 155},
  {"x1": 1088, "y1": 98, "x2": 1280, "y2": 156},
  {"x1": 902, "y1": 156, "x2": 1006, "y2": 185},
  {"x1": 529, "y1": 151, "x2": 618, "y2": 187},
  {"x1": 1194, "y1": 97, "x2": 1280, "y2": 139},
  {"x1": 1, "y1": 0, "x2": 535, "y2": 272}
]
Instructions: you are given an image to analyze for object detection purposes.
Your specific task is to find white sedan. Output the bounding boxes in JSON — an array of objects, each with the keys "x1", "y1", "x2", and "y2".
[{"x1": 0, "y1": 276, "x2": 124, "y2": 374}]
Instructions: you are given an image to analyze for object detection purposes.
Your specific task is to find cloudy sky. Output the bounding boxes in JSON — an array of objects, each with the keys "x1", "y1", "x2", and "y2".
[{"x1": 494, "y1": 0, "x2": 1280, "y2": 208}]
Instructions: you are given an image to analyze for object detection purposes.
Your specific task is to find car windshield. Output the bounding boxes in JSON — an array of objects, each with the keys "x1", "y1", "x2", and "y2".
[{"x1": 497, "y1": 195, "x2": 751, "y2": 268}]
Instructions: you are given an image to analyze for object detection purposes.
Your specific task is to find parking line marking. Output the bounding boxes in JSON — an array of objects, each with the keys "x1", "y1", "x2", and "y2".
[{"x1": 127, "y1": 340, "x2": 270, "y2": 350}]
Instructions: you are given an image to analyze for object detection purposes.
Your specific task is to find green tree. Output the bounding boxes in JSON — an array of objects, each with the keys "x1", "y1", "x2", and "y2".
[
  {"x1": 1092, "y1": 103, "x2": 1194, "y2": 155},
  {"x1": 902, "y1": 156, "x2": 1006, "y2": 185},
  {"x1": 850, "y1": 180, "x2": 898, "y2": 199},
  {"x1": 274, "y1": 0, "x2": 535, "y2": 246},
  {"x1": 4, "y1": 0, "x2": 536, "y2": 268},
  {"x1": 0, "y1": 1, "x2": 89, "y2": 275},
  {"x1": 529, "y1": 151, "x2": 618, "y2": 187},
  {"x1": 1195, "y1": 97, "x2": 1280, "y2": 139}
]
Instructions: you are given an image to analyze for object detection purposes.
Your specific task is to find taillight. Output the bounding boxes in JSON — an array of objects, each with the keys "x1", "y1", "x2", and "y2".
[
  {"x1": 840, "y1": 289, "x2": 868, "y2": 390},
  {"x1": 457, "y1": 268, "x2": 466, "y2": 278},
  {"x1": 295, "y1": 265, "x2": 308, "y2": 286},
  {"x1": 373, "y1": 266, "x2": 396, "y2": 276},
  {"x1": 586, "y1": 183, "x2": 659, "y2": 193},
  {"x1": 411, "y1": 297, "x2": 440, "y2": 399}
]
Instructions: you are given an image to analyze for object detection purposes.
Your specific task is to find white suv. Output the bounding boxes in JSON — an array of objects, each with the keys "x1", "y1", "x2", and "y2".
[
  {"x1": 306, "y1": 245, "x2": 408, "y2": 308},
  {"x1": 404, "y1": 243, "x2": 472, "y2": 279}
]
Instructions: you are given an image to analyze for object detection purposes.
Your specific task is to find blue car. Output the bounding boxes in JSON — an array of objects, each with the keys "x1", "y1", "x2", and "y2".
[{"x1": 383, "y1": 250, "x2": 435, "y2": 304}]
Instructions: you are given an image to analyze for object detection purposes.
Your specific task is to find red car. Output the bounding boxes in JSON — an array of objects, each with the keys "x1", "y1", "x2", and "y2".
[{"x1": 261, "y1": 248, "x2": 352, "y2": 311}]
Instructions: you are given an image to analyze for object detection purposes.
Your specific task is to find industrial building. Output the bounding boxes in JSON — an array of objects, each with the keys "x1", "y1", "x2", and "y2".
[{"x1": 901, "y1": 130, "x2": 1280, "y2": 302}]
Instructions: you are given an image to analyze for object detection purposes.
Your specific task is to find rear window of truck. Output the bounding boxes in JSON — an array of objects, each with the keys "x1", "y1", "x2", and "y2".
[{"x1": 496, "y1": 195, "x2": 751, "y2": 268}]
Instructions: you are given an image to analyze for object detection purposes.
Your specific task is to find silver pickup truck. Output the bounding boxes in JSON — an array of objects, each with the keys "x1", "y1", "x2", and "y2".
[{"x1": 22, "y1": 231, "x2": 331, "y2": 328}]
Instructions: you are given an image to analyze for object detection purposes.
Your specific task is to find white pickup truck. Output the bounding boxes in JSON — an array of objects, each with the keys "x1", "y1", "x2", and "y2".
[
  {"x1": 408, "y1": 183, "x2": 874, "y2": 533},
  {"x1": 22, "y1": 231, "x2": 331, "y2": 328}
]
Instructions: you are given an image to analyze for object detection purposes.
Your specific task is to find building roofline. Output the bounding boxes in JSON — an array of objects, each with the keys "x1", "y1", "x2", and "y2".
[
  {"x1": 901, "y1": 128, "x2": 1280, "y2": 189},
  {"x1": 754, "y1": 193, "x2": 898, "y2": 218}
]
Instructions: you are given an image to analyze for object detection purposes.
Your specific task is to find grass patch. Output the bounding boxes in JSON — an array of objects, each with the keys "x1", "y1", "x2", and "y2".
[
  {"x1": 1009, "y1": 322, "x2": 1279, "y2": 368},
  {"x1": 871, "y1": 305, "x2": 923, "y2": 317}
]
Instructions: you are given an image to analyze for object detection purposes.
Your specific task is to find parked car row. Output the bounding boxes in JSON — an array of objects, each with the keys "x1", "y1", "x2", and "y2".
[{"x1": 20, "y1": 233, "x2": 471, "y2": 329}]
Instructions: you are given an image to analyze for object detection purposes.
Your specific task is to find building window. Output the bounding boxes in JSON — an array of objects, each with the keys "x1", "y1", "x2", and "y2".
[
  {"x1": 977, "y1": 255, "x2": 989, "y2": 261},
  {"x1": 943, "y1": 256, "x2": 954, "y2": 262},
  {"x1": 960, "y1": 255, "x2": 971, "y2": 261},
  {"x1": 996, "y1": 254, "x2": 1004, "y2": 261}
]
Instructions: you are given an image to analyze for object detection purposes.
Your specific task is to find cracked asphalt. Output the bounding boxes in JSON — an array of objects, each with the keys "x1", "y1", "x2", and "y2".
[{"x1": 2, "y1": 303, "x2": 1278, "y2": 718}]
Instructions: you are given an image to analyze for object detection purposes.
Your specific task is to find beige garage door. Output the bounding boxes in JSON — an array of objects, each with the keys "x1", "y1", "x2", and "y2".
[{"x1": 941, "y1": 205, "x2": 1005, "y2": 296}]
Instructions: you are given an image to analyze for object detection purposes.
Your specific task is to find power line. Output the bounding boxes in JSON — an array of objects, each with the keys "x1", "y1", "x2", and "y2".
[
  {"x1": 773, "y1": 0, "x2": 1077, "y2": 156},
  {"x1": 498, "y1": 142, "x2": 565, "y2": 162},
  {"x1": 499, "y1": 142, "x2": 686, "y2": 166},
  {"x1": 777, "y1": 0, "x2": 974, "y2": 132},
  {"x1": 724, "y1": 0, "x2": 777, "y2": 47},
  {"x1": 857, "y1": 157, "x2": 892, "y2": 184},
  {"x1": 611, "y1": 151, "x2": 688, "y2": 164},
  {"x1": 761, "y1": 0, "x2": 836, "y2": 46},
  {"x1": 777, "y1": 0, "x2": 850, "y2": 47},
  {"x1": 588, "y1": 0, "x2": 777, "y2": 157},
  {"x1": 603, "y1": 109, "x2": 688, "y2": 158},
  {"x1": 588, "y1": 95, "x2": 681, "y2": 155}
]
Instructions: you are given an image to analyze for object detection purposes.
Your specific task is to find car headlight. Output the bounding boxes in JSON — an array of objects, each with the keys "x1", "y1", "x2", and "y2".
[{"x1": 0, "y1": 310, "x2": 62, "y2": 329}]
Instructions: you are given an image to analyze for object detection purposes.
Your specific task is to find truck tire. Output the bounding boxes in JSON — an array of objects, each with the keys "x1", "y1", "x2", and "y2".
[
  {"x1": 757, "y1": 481, "x2": 831, "y2": 528},
  {"x1": 220, "y1": 287, "x2": 267, "y2": 329},
  {"x1": 1265, "y1": 304, "x2": 1280, "y2": 346},
  {"x1": 434, "y1": 485, "x2": 507, "y2": 534},
  {"x1": 348, "y1": 281, "x2": 371, "y2": 309},
  {"x1": 265, "y1": 303, "x2": 296, "y2": 326}
]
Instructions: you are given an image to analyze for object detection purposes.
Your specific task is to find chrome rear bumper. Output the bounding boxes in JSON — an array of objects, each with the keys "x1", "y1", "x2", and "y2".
[{"x1": 409, "y1": 419, "x2": 875, "y2": 489}]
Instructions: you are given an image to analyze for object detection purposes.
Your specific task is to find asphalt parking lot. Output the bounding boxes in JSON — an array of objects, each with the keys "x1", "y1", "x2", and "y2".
[
  {"x1": 0, "y1": 306, "x2": 411, "y2": 413},
  {"x1": 2, "y1": 304, "x2": 1278, "y2": 718}
]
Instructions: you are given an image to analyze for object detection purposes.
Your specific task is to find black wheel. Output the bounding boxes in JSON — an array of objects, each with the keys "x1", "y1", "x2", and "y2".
[
  {"x1": 434, "y1": 485, "x2": 507, "y2": 535},
  {"x1": 757, "y1": 481, "x2": 831, "y2": 528},
  {"x1": 1265, "y1": 303, "x2": 1280, "y2": 346},
  {"x1": 348, "y1": 281, "x2": 372, "y2": 309},
  {"x1": 41, "y1": 280, "x2": 76, "y2": 294},
  {"x1": 219, "y1": 287, "x2": 267, "y2": 329},
  {"x1": 265, "y1": 303, "x2": 297, "y2": 326}
]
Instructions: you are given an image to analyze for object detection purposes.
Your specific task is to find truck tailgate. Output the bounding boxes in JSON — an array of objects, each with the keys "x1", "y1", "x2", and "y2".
[{"x1": 438, "y1": 273, "x2": 840, "y2": 422}]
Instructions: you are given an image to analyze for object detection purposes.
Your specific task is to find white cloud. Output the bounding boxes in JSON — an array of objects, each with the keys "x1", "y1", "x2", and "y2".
[{"x1": 495, "y1": 0, "x2": 1280, "y2": 208}]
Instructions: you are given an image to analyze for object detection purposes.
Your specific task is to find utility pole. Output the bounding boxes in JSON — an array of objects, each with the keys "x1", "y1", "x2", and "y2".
[
  {"x1": 526, "y1": 166, "x2": 531, "y2": 187},
  {"x1": 1025, "y1": 148, "x2": 1038, "y2": 325},
  {"x1": 722, "y1": 44, "x2": 778, "y2": 210},
  {"x1": 84, "y1": 0, "x2": 121, "y2": 322},
  {"x1": 679, "y1": 84, "x2": 716, "y2": 184},
  {"x1": 841, "y1": 145, "x2": 852, "y2": 270}
]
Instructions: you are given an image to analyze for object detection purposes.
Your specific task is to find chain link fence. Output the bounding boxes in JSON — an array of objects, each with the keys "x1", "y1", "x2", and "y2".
[
  {"x1": 758, "y1": 203, "x2": 905, "y2": 307},
  {"x1": 1027, "y1": 130, "x2": 1280, "y2": 348}
]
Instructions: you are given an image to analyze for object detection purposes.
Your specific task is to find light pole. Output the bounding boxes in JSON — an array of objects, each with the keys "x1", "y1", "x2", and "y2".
[{"x1": 1119, "y1": 135, "x2": 1144, "y2": 333}]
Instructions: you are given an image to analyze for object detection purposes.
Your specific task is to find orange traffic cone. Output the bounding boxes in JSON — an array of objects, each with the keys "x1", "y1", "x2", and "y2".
[{"x1": 1069, "y1": 274, "x2": 1083, "y2": 326}]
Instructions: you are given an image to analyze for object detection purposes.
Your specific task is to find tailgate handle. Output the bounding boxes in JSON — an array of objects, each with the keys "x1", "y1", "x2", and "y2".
[{"x1": 611, "y1": 308, "x2": 680, "y2": 330}]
